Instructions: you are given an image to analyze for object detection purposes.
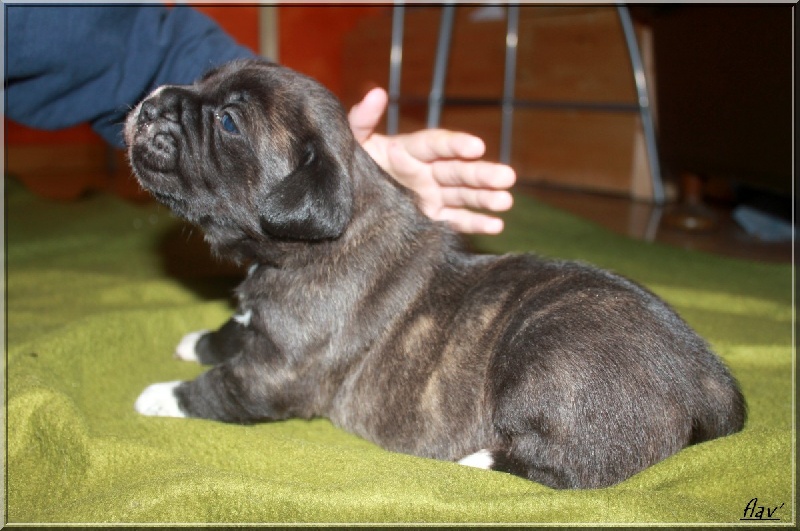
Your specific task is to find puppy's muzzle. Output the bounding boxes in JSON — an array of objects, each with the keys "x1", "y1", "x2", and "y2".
[{"x1": 126, "y1": 87, "x2": 186, "y2": 172}]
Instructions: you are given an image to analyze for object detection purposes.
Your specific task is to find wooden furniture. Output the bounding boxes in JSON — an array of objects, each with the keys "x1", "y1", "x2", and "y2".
[{"x1": 343, "y1": 6, "x2": 659, "y2": 200}]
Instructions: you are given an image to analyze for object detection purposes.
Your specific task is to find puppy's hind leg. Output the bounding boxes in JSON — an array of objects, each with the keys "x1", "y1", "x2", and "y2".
[
  {"x1": 458, "y1": 437, "x2": 580, "y2": 490},
  {"x1": 488, "y1": 437, "x2": 582, "y2": 490},
  {"x1": 175, "y1": 311, "x2": 251, "y2": 365}
]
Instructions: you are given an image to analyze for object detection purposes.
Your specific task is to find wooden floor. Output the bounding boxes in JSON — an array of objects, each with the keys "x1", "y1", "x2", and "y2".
[{"x1": 520, "y1": 184, "x2": 793, "y2": 264}]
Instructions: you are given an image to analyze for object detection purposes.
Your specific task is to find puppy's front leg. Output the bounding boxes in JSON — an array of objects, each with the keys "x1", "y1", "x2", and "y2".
[
  {"x1": 175, "y1": 309, "x2": 252, "y2": 365},
  {"x1": 135, "y1": 355, "x2": 284, "y2": 423}
]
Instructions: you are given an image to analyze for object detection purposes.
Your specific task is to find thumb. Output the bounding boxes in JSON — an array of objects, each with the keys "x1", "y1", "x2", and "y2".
[{"x1": 348, "y1": 87, "x2": 389, "y2": 144}]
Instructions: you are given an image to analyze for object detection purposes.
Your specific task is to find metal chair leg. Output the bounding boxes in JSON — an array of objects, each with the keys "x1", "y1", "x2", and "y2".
[
  {"x1": 500, "y1": 5, "x2": 520, "y2": 165},
  {"x1": 427, "y1": 4, "x2": 455, "y2": 128},
  {"x1": 387, "y1": 3, "x2": 405, "y2": 135},
  {"x1": 617, "y1": 4, "x2": 665, "y2": 204}
]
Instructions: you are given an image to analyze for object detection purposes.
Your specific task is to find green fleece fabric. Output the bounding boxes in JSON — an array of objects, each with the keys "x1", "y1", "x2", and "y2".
[{"x1": 4, "y1": 179, "x2": 794, "y2": 525}]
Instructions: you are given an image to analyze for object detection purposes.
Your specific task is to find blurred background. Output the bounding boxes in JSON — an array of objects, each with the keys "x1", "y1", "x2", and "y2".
[{"x1": 4, "y1": 5, "x2": 794, "y2": 262}]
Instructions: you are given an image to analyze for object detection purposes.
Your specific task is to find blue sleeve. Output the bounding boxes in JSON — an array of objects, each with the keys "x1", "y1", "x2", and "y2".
[{"x1": 5, "y1": 5, "x2": 257, "y2": 148}]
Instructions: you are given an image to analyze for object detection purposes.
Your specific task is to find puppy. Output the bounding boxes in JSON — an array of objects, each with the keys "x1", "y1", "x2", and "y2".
[{"x1": 126, "y1": 59, "x2": 746, "y2": 489}]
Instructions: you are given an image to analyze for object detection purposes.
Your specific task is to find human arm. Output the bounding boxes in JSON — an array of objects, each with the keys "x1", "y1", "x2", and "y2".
[{"x1": 5, "y1": 5, "x2": 255, "y2": 148}]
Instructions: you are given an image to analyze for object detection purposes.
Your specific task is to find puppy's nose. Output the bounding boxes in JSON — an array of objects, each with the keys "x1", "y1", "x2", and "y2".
[
  {"x1": 139, "y1": 98, "x2": 179, "y2": 124},
  {"x1": 138, "y1": 101, "x2": 162, "y2": 123}
]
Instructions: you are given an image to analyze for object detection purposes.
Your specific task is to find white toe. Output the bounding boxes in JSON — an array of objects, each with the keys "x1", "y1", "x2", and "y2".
[
  {"x1": 134, "y1": 381, "x2": 186, "y2": 417},
  {"x1": 458, "y1": 449, "x2": 494, "y2": 470},
  {"x1": 174, "y1": 330, "x2": 208, "y2": 362}
]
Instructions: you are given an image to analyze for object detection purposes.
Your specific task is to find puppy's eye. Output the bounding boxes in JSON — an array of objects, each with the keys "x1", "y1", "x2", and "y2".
[{"x1": 216, "y1": 111, "x2": 240, "y2": 135}]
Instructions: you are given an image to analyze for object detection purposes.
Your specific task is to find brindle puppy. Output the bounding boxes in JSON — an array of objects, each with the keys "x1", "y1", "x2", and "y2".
[{"x1": 126, "y1": 59, "x2": 745, "y2": 489}]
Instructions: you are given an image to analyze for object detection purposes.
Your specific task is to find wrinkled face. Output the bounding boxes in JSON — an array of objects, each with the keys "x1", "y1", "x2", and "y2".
[{"x1": 125, "y1": 59, "x2": 354, "y2": 252}]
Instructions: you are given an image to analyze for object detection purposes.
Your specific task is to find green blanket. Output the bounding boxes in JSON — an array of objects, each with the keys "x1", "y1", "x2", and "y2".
[{"x1": 4, "y1": 179, "x2": 794, "y2": 525}]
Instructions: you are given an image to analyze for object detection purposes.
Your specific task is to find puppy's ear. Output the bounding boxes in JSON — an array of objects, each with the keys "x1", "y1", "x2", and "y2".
[{"x1": 259, "y1": 139, "x2": 353, "y2": 241}]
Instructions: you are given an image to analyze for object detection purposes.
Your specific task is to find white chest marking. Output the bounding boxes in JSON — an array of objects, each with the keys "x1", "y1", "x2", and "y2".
[{"x1": 233, "y1": 309, "x2": 252, "y2": 327}]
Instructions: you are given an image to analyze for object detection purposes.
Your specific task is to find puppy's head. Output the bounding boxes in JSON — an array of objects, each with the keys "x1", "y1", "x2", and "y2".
[{"x1": 125, "y1": 59, "x2": 354, "y2": 256}]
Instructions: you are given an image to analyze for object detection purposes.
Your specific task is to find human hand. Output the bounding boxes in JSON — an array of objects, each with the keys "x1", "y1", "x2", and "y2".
[{"x1": 348, "y1": 87, "x2": 516, "y2": 235}]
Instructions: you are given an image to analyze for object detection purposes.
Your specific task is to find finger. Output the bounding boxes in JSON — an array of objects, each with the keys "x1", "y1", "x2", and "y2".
[
  {"x1": 348, "y1": 87, "x2": 388, "y2": 144},
  {"x1": 431, "y1": 159, "x2": 517, "y2": 190},
  {"x1": 438, "y1": 208, "x2": 506, "y2": 235},
  {"x1": 440, "y1": 187, "x2": 514, "y2": 213},
  {"x1": 400, "y1": 129, "x2": 486, "y2": 162},
  {"x1": 385, "y1": 139, "x2": 429, "y2": 186}
]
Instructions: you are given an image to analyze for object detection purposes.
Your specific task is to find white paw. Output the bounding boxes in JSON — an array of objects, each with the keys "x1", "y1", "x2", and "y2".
[
  {"x1": 134, "y1": 381, "x2": 186, "y2": 417},
  {"x1": 457, "y1": 449, "x2": 494, "y2": 470},
  {"x1": 174, "y1": 330, "x2": 208, "y2": 362}
]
